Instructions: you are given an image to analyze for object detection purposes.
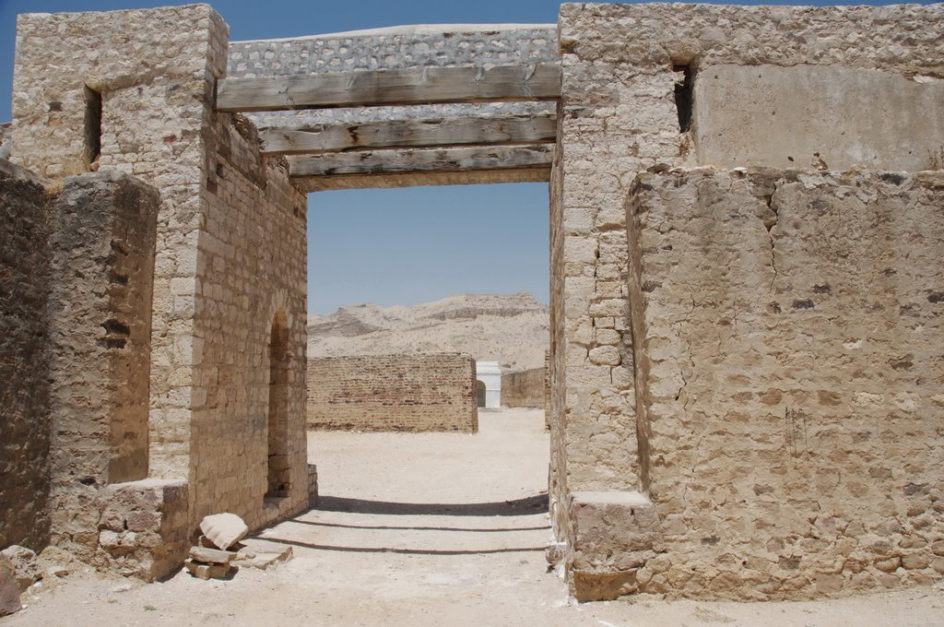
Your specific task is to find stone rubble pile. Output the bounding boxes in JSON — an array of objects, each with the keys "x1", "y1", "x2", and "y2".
[
  {"x1": 0, "y1": 545, "x2": 71, "y2": 616},
  {"x1": 185, "y1": 513, "x2": 292, "y2": 580}
]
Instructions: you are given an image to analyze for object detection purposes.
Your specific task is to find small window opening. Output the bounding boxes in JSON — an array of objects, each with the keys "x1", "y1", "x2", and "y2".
[
  {"x1": 84, "y1": 85, "x2": 102, "y2": 164},
  {"x1": 673, "y1": 64, "x2": 694, "y2": 133}
]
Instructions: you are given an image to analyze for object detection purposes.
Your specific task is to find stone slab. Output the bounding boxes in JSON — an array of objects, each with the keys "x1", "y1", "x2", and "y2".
[
  {"x1": 199, "y1": 513, "x2": 249, "y2": 551},
  {"x1": 188, "y1": 546, "x2": 235, "y2": 565}
]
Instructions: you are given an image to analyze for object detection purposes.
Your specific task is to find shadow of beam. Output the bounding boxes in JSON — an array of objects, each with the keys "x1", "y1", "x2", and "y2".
[
  {"x1": 260, "y1": 536, "x2": 547, "y2": 556},
  {"x1": 313, "y1": 493, "x2": 549, "y2": 517},
  {"x1": 287, "y1": 519, "x2": 552, "y2": 533}
]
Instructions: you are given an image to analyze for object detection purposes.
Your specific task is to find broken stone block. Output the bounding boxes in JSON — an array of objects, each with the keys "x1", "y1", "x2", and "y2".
[
  {"x1": 234, "y1": 546, "x2": 293, "y2": 571},
  {"x1": 184, "y1": 558, "x2": 232, "y2": 580},
  {"x1": 0, "y1": 556, "x2": 22, "y2": 616},
  {"x1": 0, "y1": 545, "x2": 38, "y2": 592},
  {"x1": 199, "y1": 513, "x2": 248, "y2": 550},
  {"x1": 189, "y1": 546, "x2": 235, "y2": 565}
]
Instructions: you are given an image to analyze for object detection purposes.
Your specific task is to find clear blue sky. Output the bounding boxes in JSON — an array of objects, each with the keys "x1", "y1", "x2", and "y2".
[{"x1": 0, "y1": 0, "x2": 932, "y2": 313}]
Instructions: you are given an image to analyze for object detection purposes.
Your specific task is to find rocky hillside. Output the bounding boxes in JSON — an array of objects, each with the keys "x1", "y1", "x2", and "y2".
[{"x1": 307, "y1": 293, "x2": 549, "y2": 373}]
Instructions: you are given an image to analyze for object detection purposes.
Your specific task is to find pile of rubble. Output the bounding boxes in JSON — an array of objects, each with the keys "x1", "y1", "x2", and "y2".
[
  {"x1": 0, "y1": 545, "x2": 72, "y2": 616},
  {"x1": 185, "y1": 513, "x2": 292, "y2": 580}
]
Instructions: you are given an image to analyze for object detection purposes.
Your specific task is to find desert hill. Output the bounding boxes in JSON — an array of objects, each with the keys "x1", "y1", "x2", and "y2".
[{"x1": 307, "y1": 292, "x2": 549, "y2": 373}]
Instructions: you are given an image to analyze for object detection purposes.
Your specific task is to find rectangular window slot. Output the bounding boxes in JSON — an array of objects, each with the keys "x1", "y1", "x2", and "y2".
[
  {"x1": 84, "y1": 85, "x2": 102, "y2": 164},
  {"x1": 673, "y1": 64, "x2": 694, "y2": 133}
]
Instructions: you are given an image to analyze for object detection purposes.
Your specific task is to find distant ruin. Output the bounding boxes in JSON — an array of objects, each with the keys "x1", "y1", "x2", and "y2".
[
  {"x1": 1, "y1": 1, "x2": 942, "y2": 603},
  {"x1": 308, "y1": 354, "x2": 478, "y2": 432}
]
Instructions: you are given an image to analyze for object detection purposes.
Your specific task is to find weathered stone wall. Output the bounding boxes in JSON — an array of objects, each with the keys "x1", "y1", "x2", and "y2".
[
  {"x1": 193, "y1": 109, "x2": 309, "y2": 529},
  {"x1": 501, "y1": 368, "x2": 546, "y2": 408},
  {"x1": 44, "y1": 171, "x2": 161, "y2": 563},
  {"x1": 554, "y1": 1, "x2": 944, "y2": 600},
  {"x1": 12, "y1": 5, "x2": 227, "y2": 484},
  {"x1": 0, "y1": 160, "x2": 51, "y2": 552},
  {"x1": 11, "y1": 4, "x2": 310, "y2": 565},
  {"x1": 308, "y1": 354, "x2": 478, "y2": 432},
  {"x1": 0, "y1": 124, "x2": 10, "y2": 158},
  {"x1": 625, "y1": 168, "x2": 944, "y2": 598}
]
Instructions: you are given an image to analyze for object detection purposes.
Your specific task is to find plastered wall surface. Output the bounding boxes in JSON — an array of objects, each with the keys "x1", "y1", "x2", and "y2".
[
  {"x1": 694, "y1": 65, "x2": 944, "y2": 172},
  {"x1": 308, "y1": 354, "x2": 478, "y2": 432},
  {"x1": 0, "y1": 160, "x2": 51, "y2": 552},
  {"x1": 624, "y1": 167, "x2": 944, "y2": 598}
]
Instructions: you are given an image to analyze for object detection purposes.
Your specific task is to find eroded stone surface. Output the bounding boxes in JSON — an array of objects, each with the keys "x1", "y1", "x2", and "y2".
[{"x1": 625, "y1": 168, "x2": 944, "y2": 599}]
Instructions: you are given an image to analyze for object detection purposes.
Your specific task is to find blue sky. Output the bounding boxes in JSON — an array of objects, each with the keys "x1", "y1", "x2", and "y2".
[{"x1": 0, "y1": 0, "x2": 933, "y2": 313}]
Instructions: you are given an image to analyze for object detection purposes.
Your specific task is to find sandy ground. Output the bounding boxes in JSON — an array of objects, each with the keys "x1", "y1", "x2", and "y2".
[{"x1": 4, "y1": 408, "x2": 944, "y2": 626}]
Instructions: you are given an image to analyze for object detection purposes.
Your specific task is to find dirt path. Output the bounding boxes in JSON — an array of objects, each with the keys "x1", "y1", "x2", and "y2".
[{"x1": 4, "y1": 408, "x2": 943, "y2": 626}]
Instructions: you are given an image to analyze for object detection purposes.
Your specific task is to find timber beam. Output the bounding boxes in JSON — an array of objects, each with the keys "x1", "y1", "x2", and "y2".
[
  {"x1": 260, "y1": 114, "x2": 557, "y2": 155},
  {"x1": 217, "y1": 63, "x2": 561, "y2": 112},
  {"x1": 286, "y1": 144, "x2": 554, "y2": 178}
]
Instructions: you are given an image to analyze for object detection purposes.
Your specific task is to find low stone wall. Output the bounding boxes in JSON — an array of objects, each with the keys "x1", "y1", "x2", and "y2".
[
  {"x1": 501, "y1": 368, "x2": 546, "y2": 409},
  {"x1": 616, "y1": 167, "x2": 944, "y2": 599},
  {"x1": 308, "y1": 354, "x2": 477, "y2": 432},
  {"x1": 0, "y1": 160, "x2": 51, "y2": 552}
]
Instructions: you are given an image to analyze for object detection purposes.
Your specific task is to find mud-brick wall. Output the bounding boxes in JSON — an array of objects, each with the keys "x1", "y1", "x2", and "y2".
[
  {"x1": 308, "y1": 354, "x2": 478, "y2": 432},
  {"x1": 502, "y1": 368, "x2": 547, "y2": 409},
  {"x1": 627, "y1": 168, "x2": 944, "y2": 599},
  {"x1": 0, "y1": 160, "x2": 51, "y2": 552}
]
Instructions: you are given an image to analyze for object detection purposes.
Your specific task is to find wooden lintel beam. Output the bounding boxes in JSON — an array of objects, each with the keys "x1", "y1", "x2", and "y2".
[
  {"x1": 217, "y1": 63, "x2": 561, "y2": 112},
  {"x1": 260, "y1": 114, "x2": 558, "y2": 155},
  {"x1": 293, "y1": 168, "x2": 551, "y2": 192},
  {"x1": 286, "y1": 144, "x2": 554, "y2": 178}
]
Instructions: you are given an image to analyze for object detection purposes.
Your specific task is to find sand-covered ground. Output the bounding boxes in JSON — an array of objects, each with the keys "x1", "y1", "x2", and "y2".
[{"x1": 4, "y1": 409, "x2": 943, "y2": 626}]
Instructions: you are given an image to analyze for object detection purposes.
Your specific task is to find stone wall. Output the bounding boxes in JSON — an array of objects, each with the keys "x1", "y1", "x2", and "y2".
[
  {"x1": 308, "y1": 354, "x2": 477, "y2": 432},
  {"x1": 0, "y1": 160, "x2": 51, "y2": 552},
  {"x1": 12, "y1": 5, "x2": 227, "y2": 486},
  {"x1": 553, "y1": 1, "x2": 944, "y2": 600},
  {"x1": 45, "y1": 171, "x2": 162, "y2": 566},
  {"x1": 192, "y1": 110, "x2": 309, "y2": 528},
  {"x1": 623, "y1": 168, "x2": 944, "y2": 599},
  {"x1": 11, "y1": 4, "x2": 311, "y2": 568},
  {"x1": 501, "y1": 368, "x2": 546, "y2": 408}
]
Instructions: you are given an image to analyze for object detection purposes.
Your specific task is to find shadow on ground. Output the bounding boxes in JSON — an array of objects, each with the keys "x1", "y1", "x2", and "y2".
[{"x1": 313, "y1": 492, "x2": 549, "y2": 516}]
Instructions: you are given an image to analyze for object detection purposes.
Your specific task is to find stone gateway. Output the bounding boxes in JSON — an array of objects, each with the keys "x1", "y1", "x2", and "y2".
[{"x1": 0, "y1": 1, "x2": 942, "y2": 602}]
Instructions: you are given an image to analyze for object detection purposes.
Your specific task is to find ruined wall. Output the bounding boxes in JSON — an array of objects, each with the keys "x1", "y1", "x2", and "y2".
[
  {"x1": 12, "y1": 4, "x2": 310, "y2": 559},
  {"x1": 0, "y1": 161, "x2": 51, "y2": 552},
  {"x1": 555, "y1": 1, "x2": 944, "y2": 600},
  {"x1": 12, "y1": 5, "x2": 226, "y2": 483},
  {"x1": 501, "y1": 368, "x2": 546, "y2": 408},
  {"x1": 625, "y1": 168, "x2": 944, "y2": 598},
  {"x1": 308, "y1": 354, "x2": 478, "y2": 432},
  {"x1": 44, "y1": 172, "x2": 161, "y2": 563}
]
